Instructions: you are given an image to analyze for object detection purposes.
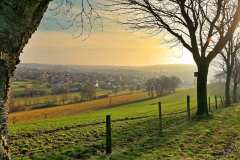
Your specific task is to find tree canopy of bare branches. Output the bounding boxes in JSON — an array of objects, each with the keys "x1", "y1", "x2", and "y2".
[
  {"x1": 47, "y1": 0, "x2": 102, "y2": 38},
  {"x1": 109, "y1": 0, "x2": 240, "y2": 116}
]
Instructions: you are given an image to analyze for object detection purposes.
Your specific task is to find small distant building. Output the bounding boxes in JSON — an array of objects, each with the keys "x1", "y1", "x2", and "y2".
[{"x1": 95, "y1": 80, "x2": 99, "y2": 88}]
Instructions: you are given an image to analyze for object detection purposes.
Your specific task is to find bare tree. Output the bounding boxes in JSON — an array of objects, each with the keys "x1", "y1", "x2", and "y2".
[
  {"x1": 0, "y1": 0, "x2": 99, "y2": 159},
  {"x1": 145, "y1": 76, "x2": 181, "y2": 97},
  {"x1": 145, "y1": 79, "x2": 155, "y2": 97},
  {"x1": 110, "y1": 0, "x2": 240, "y2": 116},
  {"x1": 219, "y1": 32, "x2": 240, "y2": 107},
  {"x1": 80, "y1": 83, "x2": 96, "y2": 101}
]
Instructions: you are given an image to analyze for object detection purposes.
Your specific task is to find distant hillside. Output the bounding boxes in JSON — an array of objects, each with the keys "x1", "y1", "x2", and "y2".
[
  {"x1": 16, "y1": 63, "x2": 196, "y2": 73},
  {"x1": 129, "y1": 64, "x2": 197, "y2": 84},
  {"x1": 15, "y1": 63, "x2": 211, "y2": 87}
]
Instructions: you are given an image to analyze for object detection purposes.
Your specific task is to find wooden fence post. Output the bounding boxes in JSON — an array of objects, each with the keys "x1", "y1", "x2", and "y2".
[
  {"x1": 208, "y1": 97, "x2": 211, "y2": 112},
  {"x1": 106, "y1": 115, "x2": 112, "y2": 155},
  {"x1": 158, "y1": 102, "x2": 162, "y2": 132},
  {"x1": 215, "y1": 96, "x2": 218, "y2": 110},
  {"x1": 187, "y1": 96, "x2": 190, "y2": 120}
]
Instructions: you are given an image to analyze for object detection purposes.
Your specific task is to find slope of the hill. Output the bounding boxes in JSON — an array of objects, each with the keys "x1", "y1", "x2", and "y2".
[
  {"x1": 12, "y1": 103, "x2": 240, "y2": 160},
  {"x1": 10, "y1": 84, "x2": 232, "y2": 160},
  {"x1": 105, "y1": 104, "x2": 240, "y2": 160}
]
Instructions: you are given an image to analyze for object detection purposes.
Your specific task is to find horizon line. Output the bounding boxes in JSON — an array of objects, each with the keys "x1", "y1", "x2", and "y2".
[{"x1": 18, "y1": 62, "x2": 195, "y2": 67}]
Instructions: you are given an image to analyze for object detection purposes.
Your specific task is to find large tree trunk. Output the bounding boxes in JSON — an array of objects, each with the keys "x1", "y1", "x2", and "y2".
[
  {"x1": 0, "y1": 61, "x2": 10, "y2": 160},
  {"x1": 225, "y1": 66, "x2": 232, "y2": 107},
  {"x1": 0, "y1": 0, "x2": 51, "y2": 159},
  {"x1": 233, "y1": 81, "x2": 238, "y2": 103},
  {"x1": 196, "y1": 61, "x2": 209, "y2": 116},
  {"x1": 232, "y1": 57, "x2": 240, "y2": 103},
  {"x1": 233, "y1": 69, "x2": 239, "y2": 103}
]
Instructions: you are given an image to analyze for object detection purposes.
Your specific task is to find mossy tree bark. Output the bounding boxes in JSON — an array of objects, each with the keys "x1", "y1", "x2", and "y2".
[
  {"x1": 0, "y1": 60, "x2": 10, "y2": 160},
  {"x1": 224, "y1": 59, "x2": 234, "y2": 107},
  {"x1": 0, "y1": 0, "x2": 51, "y2": 159}
]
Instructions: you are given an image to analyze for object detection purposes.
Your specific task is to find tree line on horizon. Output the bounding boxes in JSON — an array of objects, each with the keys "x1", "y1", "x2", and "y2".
[{"x1": 145, "y1": 76, "x2": 182, "y2": 97}]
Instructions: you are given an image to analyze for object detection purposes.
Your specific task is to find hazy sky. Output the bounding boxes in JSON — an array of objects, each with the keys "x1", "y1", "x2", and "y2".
[{"x1": 21, "y1": 1, "x2": 195, "y2": 66}]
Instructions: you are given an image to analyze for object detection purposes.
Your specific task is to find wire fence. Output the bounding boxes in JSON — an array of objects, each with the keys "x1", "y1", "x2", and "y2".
[
  {"x1": 10, "y1": 95, "x2": 226, "y2": 158},
  {"x1": 104, "y1": 95, "x2": 225, "y2": 155}
]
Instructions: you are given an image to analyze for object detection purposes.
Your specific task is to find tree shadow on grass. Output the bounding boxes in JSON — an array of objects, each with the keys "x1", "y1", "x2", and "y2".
[
  {"x1": 78, "y1": 116, "x2": 202, "y2": 160},
  {"x1": 19, "y1": 114, "x2": 215, "y2": 160},
  {"x1": 93, "y1": 114, "x2": 213, "y2": 160},
  {"x1": 106, "y1": 106, "x2": 240, "y2": 160}
]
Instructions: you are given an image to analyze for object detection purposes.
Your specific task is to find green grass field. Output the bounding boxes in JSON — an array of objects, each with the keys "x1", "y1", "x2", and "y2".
[
  {"x1": 9, "y1": 88, "x2": 197, "y2": 134},
  {"x1": 10, "y1": 84, "x2": 228, "y2": 159}
]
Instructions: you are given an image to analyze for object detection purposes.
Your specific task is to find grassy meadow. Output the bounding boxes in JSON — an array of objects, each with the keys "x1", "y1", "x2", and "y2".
[
  {"x1": 9, "y1": 84, "x2": 228, "y2": 159},
  {"x1": 9, "y1": 88, "x2": 196, "y2": 134}
]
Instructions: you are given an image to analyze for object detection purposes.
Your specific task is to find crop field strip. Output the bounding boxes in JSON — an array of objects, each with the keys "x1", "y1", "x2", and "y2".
[
  {"x1": 12, "y1": 90, "x2": 139, "y2": 108},
  {"x1": 9, "y1": 91, "x2": 149, "y2": 124}
]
